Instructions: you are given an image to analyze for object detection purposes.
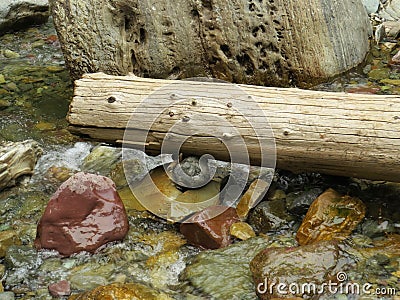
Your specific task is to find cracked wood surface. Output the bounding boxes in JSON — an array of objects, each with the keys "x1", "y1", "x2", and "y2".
[{"x1": 68, "y1": 73, "x2": 400, "y2": 182}]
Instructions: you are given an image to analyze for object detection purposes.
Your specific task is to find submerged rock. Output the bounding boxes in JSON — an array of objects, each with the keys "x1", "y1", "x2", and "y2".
[
  {"x1": 48, "y1": 280, "x2": 71, "y2": 297},
  {"x1": 0, "y1": 140, "x2": 42, "y2": 191},
  {"x1": 34, "y1": 172, "x2": 129, "y2": 256},
  {"x1": 183, "y1": 236, "x2": 270, "y2": 299},
  {"x1": 68, "y1": 282, "x2": 173, "y2": 300},
  {"x1": 0, "y1": 230, "x2": 20, "y2": 258},
  {"x1": 180, "y1": 206, "x2": 239, "y2": 249},
  {"x1": 296, "y1": 188, "x2": 366, "y2": 245},
  {"x1": 81, "y1": 145, "x2": 122, "y2": 176},
  {"x1": 0, "y1": 0, "x2": 49, "y2": 35},
  {"x1": 250, "y1": 240, "x2": 339, "y2": 299}
]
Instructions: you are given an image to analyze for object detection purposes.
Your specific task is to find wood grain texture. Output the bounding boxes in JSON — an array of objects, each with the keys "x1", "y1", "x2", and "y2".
[{"x1": 69, "y1": 73, "x2": 400, "y2": 181}]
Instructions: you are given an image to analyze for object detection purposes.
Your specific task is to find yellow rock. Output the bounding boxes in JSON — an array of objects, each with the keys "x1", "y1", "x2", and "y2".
[
  {"x1": 68, "y1": 282, "x2": 173, "y2": 300},
  {"x1": 132, "y1": 168, "x2": 182, "y2": 220},
  {"x1": 236, "y1": 179, "x2": 269, "y2": 220},
  {"x1": 230, "y1": 222, "x2": 256, "y2": 240},
  {"x1": 118, "y1": 187, "x2": 146, "y2": 211},
  {"x1": 171, "y1": 181, "x2": 220, "y2": 220},
  {"x1": 296, "y1": 188, "x2": 366, "y2": 245},
  {"x1": 35, "y1": 121, "x2": 56, "y2": 131},
  {"x1": 380, "y1": 78, "x2": 400, "y2": 86},
  {"x1": 0, "y1": 230, "x2": 21, "y2": 258}
]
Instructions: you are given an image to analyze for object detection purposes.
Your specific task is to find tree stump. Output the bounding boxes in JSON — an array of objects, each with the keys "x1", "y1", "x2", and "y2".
[{"x1": 50, "y1": 0, "x2": 371, "y2": 87}]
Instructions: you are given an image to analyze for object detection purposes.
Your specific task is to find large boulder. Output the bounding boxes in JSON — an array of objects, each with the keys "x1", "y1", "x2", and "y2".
[
  {"x1": 34, "y1": 172, "x2": 129, "y2": 256},
  {"x1": 50, "y1": 0, "x2": 371, "y2": 87},
  {"x1": 0, "y1": 0, "x2": 49, "y2": 35}
]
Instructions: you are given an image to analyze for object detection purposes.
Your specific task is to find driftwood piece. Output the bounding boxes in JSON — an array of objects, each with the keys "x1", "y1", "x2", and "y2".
[
  {"x1": 68, "y1": 73, "x2": 400, "y2": 182},
  {"x1": 50, "y1": 0, "x2": 371, "y2": 87}
]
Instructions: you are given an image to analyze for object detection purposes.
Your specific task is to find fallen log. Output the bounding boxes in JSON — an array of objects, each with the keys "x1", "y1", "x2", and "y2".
[{"x1": 68, "y1": 73, "x2": 400, "y2": 182}]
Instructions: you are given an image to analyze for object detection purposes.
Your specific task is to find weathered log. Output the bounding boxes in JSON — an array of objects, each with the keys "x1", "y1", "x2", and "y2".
[
  {"x1": 68, "y1": 73, "x2": 400, "y2": 182},
  {"x1": 50, "y1": 0, "x2": 371, "y2": 87}
]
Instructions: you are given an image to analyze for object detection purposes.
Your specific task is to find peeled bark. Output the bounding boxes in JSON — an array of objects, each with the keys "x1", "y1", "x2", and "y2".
[
  {"x1": 68, "y1": 73, "x2": 400, "y2": 182},
  {"x1": 50, "y1": 0, "x2": 371, "y2": 87}
]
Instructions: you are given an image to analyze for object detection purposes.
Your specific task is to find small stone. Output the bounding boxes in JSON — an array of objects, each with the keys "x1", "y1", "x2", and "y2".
[
  {"x1": 180, "y1": 206, "x2": 240, "y2": 249},
  {"x1": 368, "y1": 68, "x2": 390, "y2": 80},
  {"x1": 34, "y1": 172, "x2": 129, "y2": 256},
  {"x1": 35, "y1": 121, "x2": 56, "y2": 131},
  {"x1": 0, "y1": 74, "x2": 5, "y2": 84},
  {"x1": 296, "y1": 188, "x2": 366, "y2": 245},
  {"x1": 0, "y1": 231, "x2": 20, "y2": 258},
  {"x1": 3, "y1": 50, "x2": 20, "y2": 59},
  {"x1": 69, "y1": 274, "x2": 108, "y2": 291},
  {"x1": 31, "y1": 40, "x2": 45, "y2": 48},
  {"x1": 248, "y1": 199, "x2": 289, "y2": 233},
  {"x1": 250, "y1": 240, "x2": 339, "y2": 299},
  {"x1": 48, "y1": 280, "x2": 71, "y2": 297},
  {"x1": 391, "y1": 49, "x2": 400, "y2": 64},
  {"x1": 236, "y1": 179, "x2": 269, "y2": 220},
  {"x1": 0, "y1": 99, "x2": 10, "y2": 110},
  {"x1": 380, "y1": 78, "x2": 400, "y2": 86},
  {"x1": 230, "y1": 222, "x2": 256, "y2": 240},
  {"x1": 46, "y1": 66, "x2": 65, "y2": 73}
]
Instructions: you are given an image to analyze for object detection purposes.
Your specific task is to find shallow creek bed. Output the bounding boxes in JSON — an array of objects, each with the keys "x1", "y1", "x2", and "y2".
[{"x1": 0, "y1": 18, "x2": 400, "y2": 300}]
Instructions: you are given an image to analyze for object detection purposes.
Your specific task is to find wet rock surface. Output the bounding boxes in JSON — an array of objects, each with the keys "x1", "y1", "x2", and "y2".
[
  {"x1": 250, "y1": 240, "x2": 339, "y2": 299},
  {"x1": 296, "y1": 188, "x2": 366, "y2": 245},
  {"x1": 180, "y1": 206, "x2": 240, "y2": 249},
  {"x1": 34, "y1": 172, "x2": 129, "y2": 256}
]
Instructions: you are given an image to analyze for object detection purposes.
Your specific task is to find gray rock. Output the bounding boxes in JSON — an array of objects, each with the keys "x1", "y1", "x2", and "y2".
[
  {"x1": 361, "y1": 0, "x2": 380, "y2": 14},
  {"x1": 286, "y1": 187, "x2": 324, "y2": 216},
  {"x1": 0, "y1": 292, "x2": 15, "y2": 300},
  {"x1": 379, "y1": 0, "x2": 400, "y2": 20},
  {"x1": 0, "y1": 0, "x2": 49, "y2": 35}
]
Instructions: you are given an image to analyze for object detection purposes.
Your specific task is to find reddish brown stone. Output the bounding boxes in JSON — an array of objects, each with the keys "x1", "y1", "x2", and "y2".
[
  {"x1": 34, "y1": 172, "x2": 129, "y2": 256},
  {"x1": 48, "y1": 280, "x2": 71, "y2": 297},
  {"x1": 180, "y1": 206, "x2": 240, "y2": 249}
]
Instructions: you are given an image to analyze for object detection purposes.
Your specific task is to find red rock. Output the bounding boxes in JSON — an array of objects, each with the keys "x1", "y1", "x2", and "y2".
[
  {"x1": 346, "y1": 86, "x2": 380, "y2": 94},
  {"x1": 180, "y1": 206, "x2": 240, "y2": 249},
  {"x1": 48, "y1": 280, "x2": 71, "y2": 297},
  {"x1": 34, "y1": 172, "x2": 129, "y2": 256}
]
